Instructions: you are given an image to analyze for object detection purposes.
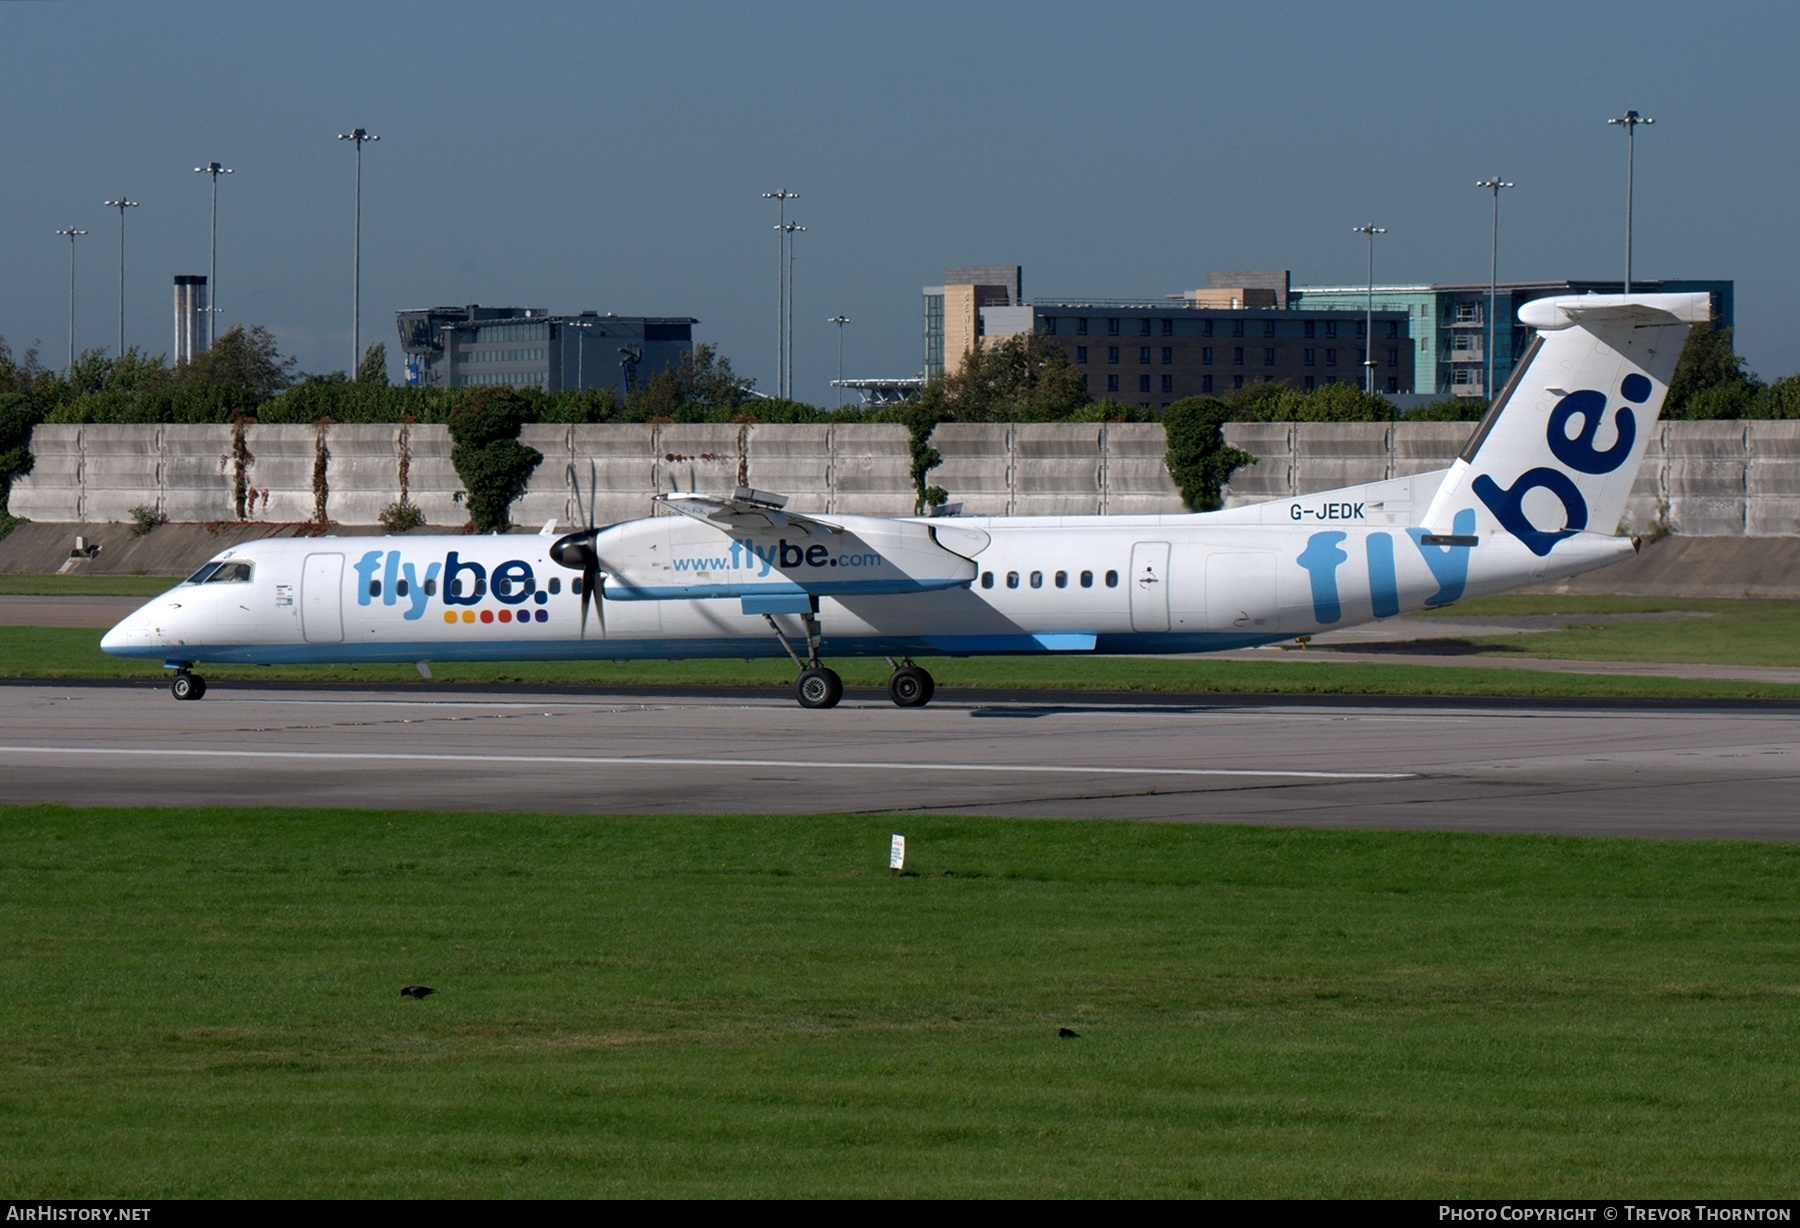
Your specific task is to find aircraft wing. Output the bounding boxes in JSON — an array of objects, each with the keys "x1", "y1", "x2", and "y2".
[{"x1": 658, "y1": 487, "x2": 841, "y2": 537}]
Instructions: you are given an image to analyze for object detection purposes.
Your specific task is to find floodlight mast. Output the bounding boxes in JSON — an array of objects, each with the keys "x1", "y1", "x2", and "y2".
[
  {"x1": 103, "y1": 196, "x2": 139, "y2": 358},
  {"x1": 55, "y1": 226, "x2": 88, "y2": 370},
  {"x1": 1476, "y1": 176, "x2": 1513, "y2": 399},
  {"x1": 829, "y1": 315, "x2": 852, "y2": 407},
  {"x1": 1352, "y1": 223, "x2": 1387, "y2": 394},
  {"x1": 193, "y1": 162, "x2": 232, "y2": 347},
  {"x1": 761, "y1": 189, "x2": 798, "y2": 397},
  {"x1": 337, "y1": 128, "x2": 380, "y2": 373},
  {"x1": 781, "y1": 222, "x2": 805, "y2": 399},
  {"x1": 1607, "y1": 110, "x2": 1653, "y2": 294}
]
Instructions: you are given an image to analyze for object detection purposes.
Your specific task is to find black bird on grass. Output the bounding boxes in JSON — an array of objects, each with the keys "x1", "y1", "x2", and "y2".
[
  {"x1": 400, "y1": 985, "x2": 436, "y2": 999},
  {"x1": 1058, "y1": 1027, "x2": 1080, "y2": 1038}
]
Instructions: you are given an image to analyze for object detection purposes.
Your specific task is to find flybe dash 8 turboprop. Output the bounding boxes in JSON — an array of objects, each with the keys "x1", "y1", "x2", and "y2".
[{"x1": 102, "y1": 292, "x2": 1707, "y2": 707}]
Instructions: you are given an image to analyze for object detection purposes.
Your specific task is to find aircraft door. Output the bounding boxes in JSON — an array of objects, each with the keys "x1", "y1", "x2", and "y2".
[
  {"x1": 1129, "y1": 541, "x2": 1171, "y2": 632},
  {"x1": 302, "y1": 552, "x2": 345, "y2": 643}
]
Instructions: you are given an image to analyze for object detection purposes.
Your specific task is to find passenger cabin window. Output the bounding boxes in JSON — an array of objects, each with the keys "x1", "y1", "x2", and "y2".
[
  {"x1": 1006, "y1": 571, "x2": 1020, "y2": 589},
  {"x1": 548, "y1": 577, "x2": 561, "y2": 595},
  {"x1": 1080, "y1": 570, "x2": 1094, "y2": 588},
  {"x1": 368, "y1": 579, "x2": 382, "y2": 598},
  {"x1": 1030, "y1": 571, "x2": 1043, "y2": 588},
  {"x1": 203, "y1": 562, "x2": 253, "y2": 583},
  {"x1": 1054, "y1": 571, "x2": 1068, "y2": 588},
  {"x1": 1105, "y1": 570, "x2": 1119, "y2": 588},
  {"x1": 424, "y1": 579, "x2": 438, "y2": 596},
  {"x1": 980, "y1": 571, "x2": 994, "y2": 589},
  {"x1": 396, "y1": 579, "x2": 409, "y2": 597}
]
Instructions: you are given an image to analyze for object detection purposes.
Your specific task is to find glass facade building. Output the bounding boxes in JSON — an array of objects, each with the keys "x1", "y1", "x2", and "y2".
[{"x1": 395, "y1": 305, "x2": 697, "y2": 395}]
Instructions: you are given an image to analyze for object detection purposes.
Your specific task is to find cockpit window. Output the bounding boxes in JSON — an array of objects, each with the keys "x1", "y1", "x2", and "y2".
[
  {"x1": 203, "y1": 562, "x2": 254, "y2": 584},
  {"x1": 185, "y1": 562, "x2": 223, "y2": 585}
]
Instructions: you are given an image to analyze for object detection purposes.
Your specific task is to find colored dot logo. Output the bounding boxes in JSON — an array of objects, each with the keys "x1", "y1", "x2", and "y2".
[{"x1": 442, "y1": 608, "x2": 548, "y2": 625}]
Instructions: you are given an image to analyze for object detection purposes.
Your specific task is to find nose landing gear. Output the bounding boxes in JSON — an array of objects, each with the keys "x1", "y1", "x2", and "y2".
[{"x1": 171, "y1": 671, "x2": 207, "y2": 701}]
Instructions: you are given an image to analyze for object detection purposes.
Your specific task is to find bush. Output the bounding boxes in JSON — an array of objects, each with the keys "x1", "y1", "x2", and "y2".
[
  {"x1": 128, "y1": 505, "x2": 167, "y2": 536},
  {"x1": 378, "y1": 500, "x2": 425, "y2": 533}
]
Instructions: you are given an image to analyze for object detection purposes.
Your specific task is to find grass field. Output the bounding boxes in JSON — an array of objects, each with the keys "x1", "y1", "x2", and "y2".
[
  {"x1": 0, "y1": 574, "x2": 177, "y2": 596},
  {"x1": 4, "y1": 804, "x2": 1799, "y2": 1197},
  {"x1": 1428, "y1": 595, "x2": 1800, "y2": 669}
]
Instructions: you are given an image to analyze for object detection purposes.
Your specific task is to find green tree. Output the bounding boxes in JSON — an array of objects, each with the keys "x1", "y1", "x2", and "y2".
[
  {"x1": 357, "y1": 343, "x2": 388, "y2": 386},
  {"x1": 179, "y1": 325, "x2": 296, "y2": 403},
  {"x1": 623, "y1": 344, "x2": 754, "y2": 419},
  {"x1": 448, "y1": 387, "x2": 542, "y2": 533},
  {"x1": 0, "y1": 391, "x2": 43, "y2": 515},
  {"x1": 1162, "y1": 397, "x2": 1254, "y2": 512},
  {"x1": 917, "y1": 334, "x2": 1092, "y2": 422},
  {"x1": 1666, "y1": 320, "x2": 1758, "y2": 418},
  {"x1": 1750, "y1": 374, "x2": 1800, "y2": 419}
]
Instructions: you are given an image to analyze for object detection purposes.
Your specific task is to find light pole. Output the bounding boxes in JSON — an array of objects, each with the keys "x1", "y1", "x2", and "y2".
[
  {"x1": 55, "y1": 227, "x2": 88, "y2": 370},
  {"x1": 1607, "y1": 110, "x2": 1653, "y2": 294},
  {"x1": 337, "y1": 128, "x2": 380, "y2": 373},
  {"x1": 828, "y1": 315, "x2": 851, "y2": 408},
  {"x1": 193, "y1": 162, "x2": 232, "y2": 347},
  {"x1": 103, "y1": 196, "x2": 138, "y2": 358},
  {"x1": 762, "y1": 189, "x2": 797, "y2": 396},
  {"x1": 1352, "y1": 223, "x2": 1386, "y2": 394},
  {"x1": 1476, "y1": 176, "x2": 1513, "y2": 399},
  {"x1": 780, "y1": 222, "x2": 805, "y2": 399}
]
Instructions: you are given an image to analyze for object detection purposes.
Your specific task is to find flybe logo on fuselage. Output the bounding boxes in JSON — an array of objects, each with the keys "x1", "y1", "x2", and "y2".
[
  {"x1": 1471, "y1": 374, "x2": 1651, "y2": 557},
  {"x1": 351, "y1": 550, "x2": 547, "y2": 621}
]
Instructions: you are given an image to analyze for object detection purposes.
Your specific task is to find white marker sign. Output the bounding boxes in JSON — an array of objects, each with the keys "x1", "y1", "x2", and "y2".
[{"x1": 889, "y1": 833, "x2": 905, "y2": 873}]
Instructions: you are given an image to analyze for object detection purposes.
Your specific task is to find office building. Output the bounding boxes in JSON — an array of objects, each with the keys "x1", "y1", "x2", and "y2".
[
  {"x1": 395, "y1": 304, "x2": 697, "y2": 395},
  {"x1": 1290, "y1": 278, "x2": 1734, "y2": 398},
  {"x1": 925, "y1": 266, "x2": 1412, "y2": 406}
]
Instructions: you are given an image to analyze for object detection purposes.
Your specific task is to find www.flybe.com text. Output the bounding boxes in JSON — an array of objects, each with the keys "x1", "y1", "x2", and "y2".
[{"x1": 673, "y1": 539, "x2": 884, "y2": 576}]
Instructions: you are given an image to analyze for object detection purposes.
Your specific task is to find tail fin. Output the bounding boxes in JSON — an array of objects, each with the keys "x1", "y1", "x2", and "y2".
[{"x1": 1421, "y1": 292, "x2": 1709, "y2": 555}]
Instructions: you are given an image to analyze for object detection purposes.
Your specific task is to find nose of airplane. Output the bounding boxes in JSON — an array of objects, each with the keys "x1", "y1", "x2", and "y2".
[{"x1": 100, "y1": 605, "x2": 158, "y2": 656}]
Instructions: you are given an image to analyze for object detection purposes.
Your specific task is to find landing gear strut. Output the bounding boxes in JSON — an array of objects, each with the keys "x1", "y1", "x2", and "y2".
[
  {"x1": 171, "y1": 670, "x2": 207, "y2": 701},
  {"x1": 764, "y1": 611, "x2": 843, "y2": 710}
]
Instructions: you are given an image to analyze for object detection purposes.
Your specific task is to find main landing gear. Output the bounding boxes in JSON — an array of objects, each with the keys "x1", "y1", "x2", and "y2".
[
  {"x1": 761, "y1": 612, "x2": 935, "y2": 710},
  {"x1": 170, "y1": 670, "x2": 207, "y2": 701}
]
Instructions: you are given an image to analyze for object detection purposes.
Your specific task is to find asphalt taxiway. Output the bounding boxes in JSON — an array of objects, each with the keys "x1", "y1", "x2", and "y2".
[{"x1": 1, "y1": 682, "x2": 1795, "y2": 839}]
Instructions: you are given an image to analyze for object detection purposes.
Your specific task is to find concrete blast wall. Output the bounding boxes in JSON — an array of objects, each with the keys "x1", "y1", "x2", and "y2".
[
  {"x1": 1219, "y1": 420, "x2": 1800, "y2": 537},
  {"x1": 929, "y1": 422, "x2": 1183, "y2": 515},
  {"x1": 12, "y1": 420, "x2": 1800, "y2": 535}
]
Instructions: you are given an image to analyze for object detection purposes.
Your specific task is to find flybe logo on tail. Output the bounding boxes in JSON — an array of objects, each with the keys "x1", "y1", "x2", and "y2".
[{"x1": 1472, "y1": 374, "x2": 1651, "y2": 557}]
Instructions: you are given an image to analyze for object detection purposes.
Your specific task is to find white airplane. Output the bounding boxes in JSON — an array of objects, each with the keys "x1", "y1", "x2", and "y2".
[{"x1": 102, "y1": 292, "x2": 1707, "y2": 707}]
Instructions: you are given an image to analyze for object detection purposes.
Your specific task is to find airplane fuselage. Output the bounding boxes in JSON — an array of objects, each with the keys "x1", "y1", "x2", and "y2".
[{"x1": 100, "y1": 502, "x2": 1630, "y2": 669}]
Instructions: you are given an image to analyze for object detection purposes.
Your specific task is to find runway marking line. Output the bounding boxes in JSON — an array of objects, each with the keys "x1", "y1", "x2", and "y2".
[{"x1": 0, "y1": 744, "x2": 1412, "y2": 782}]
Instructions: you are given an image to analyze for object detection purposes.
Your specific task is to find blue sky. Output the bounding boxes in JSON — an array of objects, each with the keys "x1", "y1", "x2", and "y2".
[{"x1": 3, "y1": 1, "x2": 1795, "y2": 398}]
